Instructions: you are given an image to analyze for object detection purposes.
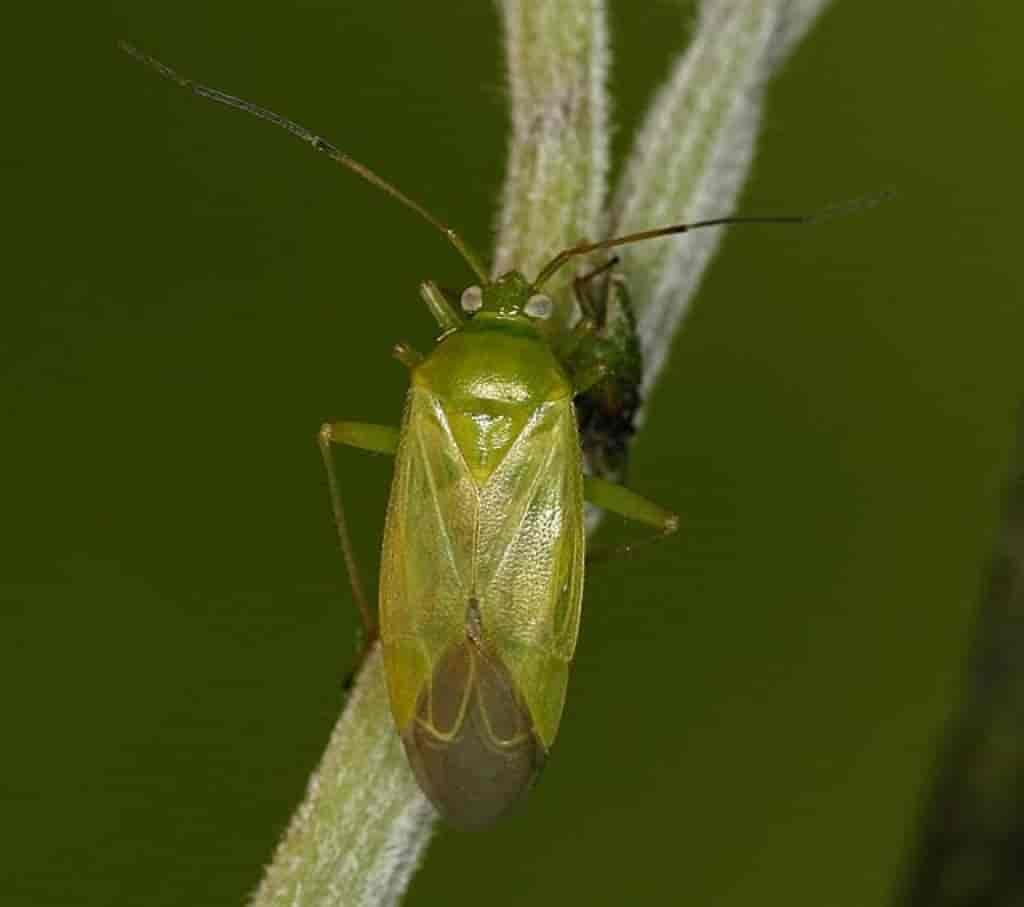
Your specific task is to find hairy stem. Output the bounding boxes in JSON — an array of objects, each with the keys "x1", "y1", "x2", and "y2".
[
  {"x1": 250, "y1": 649, "x2": 434, "y2": 907},
  {"x1": 493, "y1": 0, "x2": 610, "y2": 303},
  {"x1": 611, "y1": 0, "x2": 834, "y2": 398}
]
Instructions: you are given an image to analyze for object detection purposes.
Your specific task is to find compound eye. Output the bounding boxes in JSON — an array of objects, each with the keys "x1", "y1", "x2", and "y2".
[
  {"x1": 461, "y1": 285, "x2": 483, "y2": 313},
  {"x1": 524, "y1": 293, "x2": 553, "y2": 320}
]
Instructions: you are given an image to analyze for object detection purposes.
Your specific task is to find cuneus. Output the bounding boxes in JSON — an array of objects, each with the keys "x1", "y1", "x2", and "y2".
[{"x1": 123, "y1": 43, "x2": 810, "y2": 829}]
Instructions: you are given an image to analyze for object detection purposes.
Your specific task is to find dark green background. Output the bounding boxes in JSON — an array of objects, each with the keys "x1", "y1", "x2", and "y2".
[{"x1": 4, "y1": 2, "x2": 1021, "y2": 904}]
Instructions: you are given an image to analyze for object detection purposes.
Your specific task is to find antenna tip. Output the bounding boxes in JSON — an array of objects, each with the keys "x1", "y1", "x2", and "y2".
[{"x1": 808, "y1": 189, "x2": 896, "y2": 225}]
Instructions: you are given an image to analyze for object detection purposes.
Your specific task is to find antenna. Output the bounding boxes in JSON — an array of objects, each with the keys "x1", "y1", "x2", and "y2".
[
  {"x1": 532, "y1": 191, "x2": 893, "y2": 289},
  {"x1": 119, "y1": 42, "x2": 490, "y2": 283}
]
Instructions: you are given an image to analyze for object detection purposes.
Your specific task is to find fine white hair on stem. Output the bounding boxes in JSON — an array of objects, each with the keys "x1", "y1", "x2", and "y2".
[
  {"x1": 492, "y1": 0, "x2": 611, "y2": 294},
  {"x1": 249, "y1": 1, "x2": 833, "y2": 903},
  {"x1": 611, "y1": 0, "x2": 834, "y2": 398},
  {"x1": 250, "y1": 648, "x2": 435, "y2": 907}
]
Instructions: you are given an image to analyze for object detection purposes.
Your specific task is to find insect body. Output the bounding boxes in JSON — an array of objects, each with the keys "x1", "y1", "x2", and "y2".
[
  {"x1": 123, "y1": 42, "x2": 811, "y2": 828},
  {"x1": 318, "y1": 270, "x2": 675, "y2": 828},
  {"x1": 380, "y1": 275, "x2": 584, "y2": 826}
]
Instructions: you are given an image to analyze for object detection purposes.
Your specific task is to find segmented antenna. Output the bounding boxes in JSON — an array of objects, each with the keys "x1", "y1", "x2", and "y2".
[
  {"x1": 119, "y1": 41, "x2": 490, "y2": 283},
  {"x1": 533, "y1": 191, "x2": 893, "y2": 289}
]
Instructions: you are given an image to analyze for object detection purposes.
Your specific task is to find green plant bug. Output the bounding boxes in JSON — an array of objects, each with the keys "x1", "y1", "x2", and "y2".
[{"x1": 122, "y1": 42, "x2": 819, "y2": 829}]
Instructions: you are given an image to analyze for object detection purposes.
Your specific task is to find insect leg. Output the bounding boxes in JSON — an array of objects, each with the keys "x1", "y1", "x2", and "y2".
[
  {"x1": 583, "y1": 475, "x2": 678, "y2": 563},
  {"x1": 572, "y1": 361, "x2": 610, "y2": 395},
  {"x1": 555, "y1": 314, "x2": 597, "y2": 363},
  {"x1": 557, "y1": 258, "x2": 621, "y2": 365},
  {"x1": 318, "y1": 421, "x2": 400, "y2": 648},
  {"x1": 321, "y1": 421, "x2": 400, "y2": 455},
  {"x1": 392, "y1": 341, "x2": 424, "y2": 370},
  {"x1": 572, "y1": 255, "x2": 620, "y2": 325}
]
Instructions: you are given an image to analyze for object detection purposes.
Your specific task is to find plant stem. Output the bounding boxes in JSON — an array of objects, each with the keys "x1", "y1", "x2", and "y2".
[
  {"x1": 250, "y1": 648, "x2": 434, "y2": 907},
  {"x1": 493, "y1": 0, "x2": 610, "y2": 301},
  {"x1": 612, "y1": 0, "x2": 834, "y2": 397}
]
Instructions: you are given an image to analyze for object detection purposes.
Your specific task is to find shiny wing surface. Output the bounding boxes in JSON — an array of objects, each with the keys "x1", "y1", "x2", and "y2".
[
  {"x1": 476, "y1": 398, "x2": 585, "y2": 747},
  {"x1": 379, "y1": 388, "x2": 477, "y2": 733}
]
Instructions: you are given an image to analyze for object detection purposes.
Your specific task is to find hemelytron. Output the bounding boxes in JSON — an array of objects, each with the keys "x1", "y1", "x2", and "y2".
[{"x1": 123, "y1": 42, "x2": 818, "y2": 828}]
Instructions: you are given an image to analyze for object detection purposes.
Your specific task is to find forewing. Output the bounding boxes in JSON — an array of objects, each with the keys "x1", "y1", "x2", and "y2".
[
  {"x1": 476, "y1": 398, "x2": 585, "y2": 747},
  {"x1": 379, "y1": 388, "x2": 477, "y2": 733}
]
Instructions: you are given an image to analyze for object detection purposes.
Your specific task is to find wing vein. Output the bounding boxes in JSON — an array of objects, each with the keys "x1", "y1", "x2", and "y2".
[
  {"x1": 488, "y1": 409, "x2": 565, "y2": 586},
  {"x1": 414, "y1": 409, "x2": 464, "y2": 599}
]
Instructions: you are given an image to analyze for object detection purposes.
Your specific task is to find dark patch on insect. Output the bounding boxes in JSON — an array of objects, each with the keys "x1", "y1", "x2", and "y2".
[
  {"x1": 569, "y1": 262, "x2": 644, "y2": 481},
  {"x1": 402, "y1": 635, "x2": 546, "y2": 830}
]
